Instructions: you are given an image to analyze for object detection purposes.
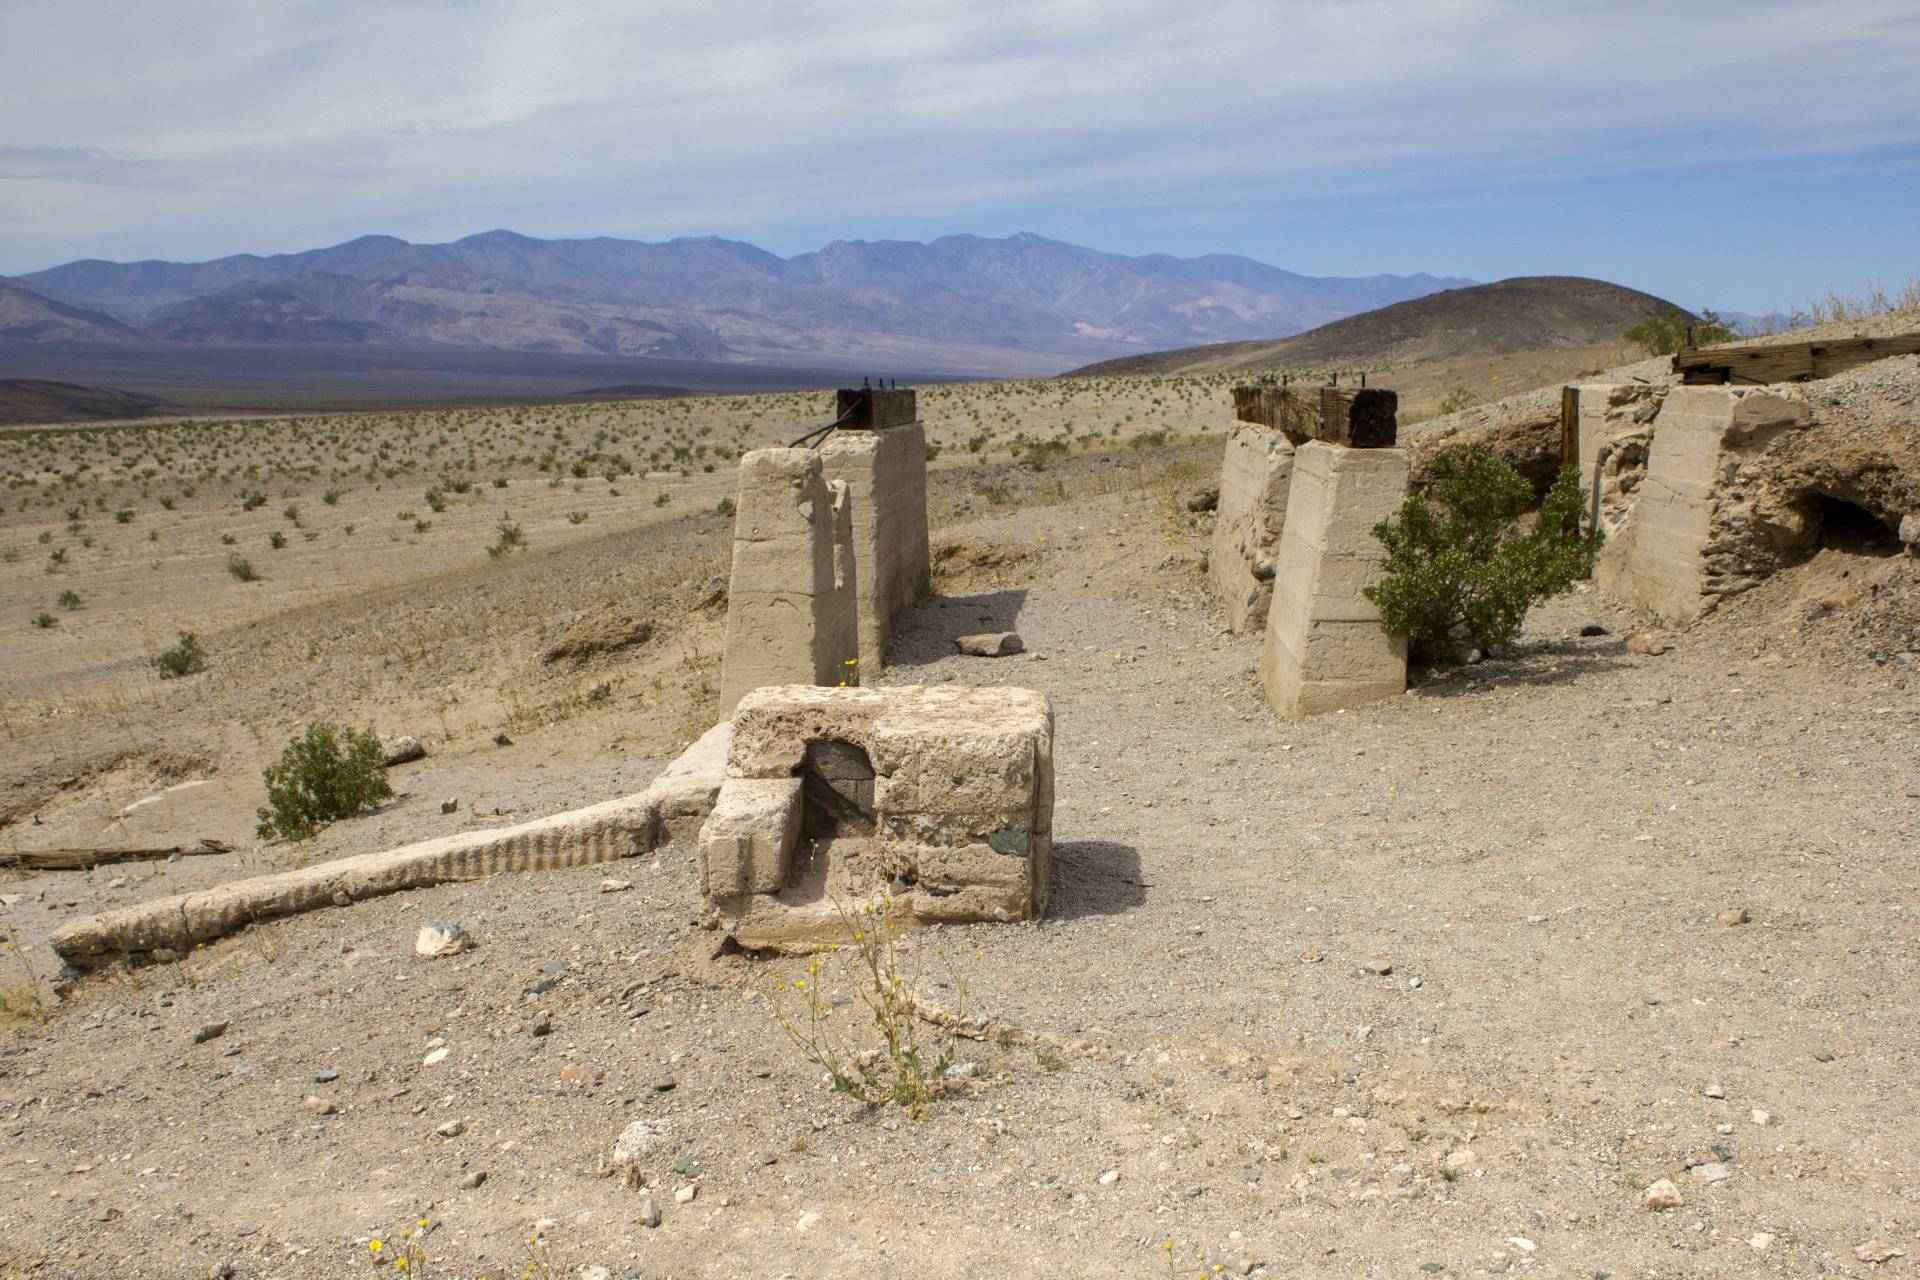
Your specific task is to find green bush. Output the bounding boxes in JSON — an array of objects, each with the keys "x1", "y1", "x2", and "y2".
[
  {"x1": 1365, "y1": 447, "x2": 1600, "y2": 665},
  {"x1": 1624, "y1": 307, "x2": 1736, "y2": 356},
  {"x1": 256, "y1": 723, "x2": 393, "y2": 841},
  {"x1": 151, "y1": 631, "x2": 207, "y2": 678}
]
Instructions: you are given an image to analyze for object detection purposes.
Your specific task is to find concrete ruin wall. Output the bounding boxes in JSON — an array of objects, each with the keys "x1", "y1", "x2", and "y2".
[
  {"x1": 1600, "y1": 386, "x2": 1812, "y2": 624},
  {"x1": 719, "y1": 449, "x2": 859, "y2": 713},
  {"x1": 1259, "y1": 441, "x2": 1411, "y2": 718},
  {"x1": 821, "y1": 410, "x2": 930, "y2": 667},
  {"x1": 698, "y1": 684, "x2": 1053, "y2": 948},
  {"x1": 1207, "y1": 424, "x2": 1296, "y2": 633},
  {"x1": 1569, "y1": 381, "x2": 1667, "y2": 535}
]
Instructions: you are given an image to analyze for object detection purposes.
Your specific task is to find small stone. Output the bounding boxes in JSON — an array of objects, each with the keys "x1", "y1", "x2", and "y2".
[
  {"x1": 1625, "y1": 632, "x2": 1667, "y2": 656},
  {"x1": 636, "y1": 1197, "x2": 662, "y2": 1229},
  {"x1": 531, "y1": 1012, "x2": 552, "y2": 1037},
  {"x1": 302, "y1": 1095, "x2": 337, "y2": 1116},
  {"x1": 611, "y1": 1121, "x2": 659, "y2": 1189},
  {"x1": 1748, "y1": 1233, "x2": 1774, "y2": 1251},
  {"x1": 1097, "y1": 1168, "x2": 1120, "y2": 1186},
  {"x1": 795, "y1": 1210, "x2": 821, "y2": 1234},
  {"x1": 458, "y1": 1169, "x2": 487, "y2": 1189},
  {"x1": 1207, "y1": 1254, "x2": 1254, "y2": 1276},
  {"x1": 652, "y1": 1074, "x2": 677, "y2": 1092},
  {"x1": 1749, "y1": 1109, "x2": 1774, "y2": 1126},
  {"x1": 1407, "y1": 975, "x2": 1423, "y2": 989},
  {"x1": 599, "y1": 879, "x2": 632, "y2": 894},
  {"x1": 1690, "y1": 1161, "x2": 1730, "y2": 1183},
  {"x1": 192, "y1": 1022, "x2": 229, "y2": 1045},
  {"x1": 1507, "y1": 1237, "x2": 1536, "y2": 1254},
  {"x1": 422, "y1": 1047, "x2": 449, "y2": 1067},
  {"x1": 560, "y1": 1065, "x2": 599, "y2": 1087},
  {"x1": 435, "y1": 1119, "x2": 466, "y2": 1137},
  {"x1": 578, "y1": 1267, "x2": 613, "y2": 1280},
  {"x1": 1579, "y1": 621, "x2": 1610, "y2": 636},
  {"x1": 1703, "y1": 1084, "x2": 1726, "y2": 1099},
  {"x1": 314, "y1": 1069, "x2": 339, "y2": 1083},
  {"x1": 1855, "y1": 1241, "x2": 1906, "y2": 1264},
  {"x1": 208, "y1": 1264, "x2": 235, "y2": 1280},
  {"x1": 1716, "y1": 907, "x2": 1750, "y2": 926},
  {"x1": 1363, "y1": 959, "x2": 1394, "y2": 976},
  {"x1": 674, "y1": 1185, "x2": 696, "y2": 1205},
  {"x1": 440, "y1": 798, "x2": 459, "y2": 814},
  {"x1": 1643, "y1": 1178, "x2": 1685, "y2": 1210},
  {"x1": 1444, "y1": 1149, "x2": 1476, "y2": 1169},
  {"x1": 493, "y1": 732, "x2": 513, "y2": 746},
  {"x1": 381, "y1": 735, "x2": 427, "y2": 766},
  {"x1": 1813, "y1": 1049, "x2": 1835, "y2": 1062},
  {"x1": 956, "y1": 631, "x2": 1024, "y2": 657},
  {"x1": 415, "y1": 922, "x2": 469, "y2": 957}
]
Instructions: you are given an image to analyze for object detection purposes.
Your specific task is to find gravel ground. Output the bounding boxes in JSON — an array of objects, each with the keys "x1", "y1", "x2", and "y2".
[{"x1": 3, "y1": 467, "x2": 1916, "y2": 1279}]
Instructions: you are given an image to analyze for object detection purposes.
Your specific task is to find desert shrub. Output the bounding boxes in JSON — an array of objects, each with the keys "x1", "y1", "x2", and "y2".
[
  {"x1": 30, "y1": 612, "x2": 55, "y2": 629},
  {"x1": 716, "y1": 496, "x2": 736, "y2": 518},
  {"x1": 486, "y1": 522, "x2": 526, "y2": 558},
  {"x1": 653, "y1": 491, "x2": 672, "y2": 507},
  {"x1": 1016, "y1": 439, "x2": 1068, "y2": 470},
  {"x1": 1624, "y1": 307, "x2": 1736, "y2": 356},
  {"x1": 228, "y1": 555, "x2": 259, "y2": 581},
  {"x1": 150, "y1": 631, "x2": 207, "y2": 678},
  {"x1": 1365, "y1": 447, "x2": 1600, "y2": 664},
  {"x1": 268, "y1": 531, "x2": 287, "y2": 550},
  {"x1": 241, "y1": 490, "x2": 266, "y2": 511},
  {"x1": 256, "y1": 723, "x2": 393, "y2": 840},
  {"x1": 56, "y1": 590, "x2": 80, "y2": 610},
  {"x1": 924, "y1": 442, "x2": 943, "y2": 462},
  {"x1": 1437, "y1": 386, "x2": 1478, "y2": 416},
  {"x1": 566, "y1": 510, "x2": 588, "y2": 525}
]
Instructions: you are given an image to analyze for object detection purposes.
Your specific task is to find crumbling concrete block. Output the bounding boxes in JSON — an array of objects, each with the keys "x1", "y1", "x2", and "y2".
[
  {"x1": 1208, "y1": 423, "x2": 1296, "y2": 632},
  {"x1": 1231, "y1": 385, "x2": 1398, "y2": 448},
  {"x1": 821, "y1": 401, "x2": 929, "y2": 667},
  {"x1": 719, "y1": 449, "x2": 859, "y2": 712},
  {"x1": 1600, "y1": 387, "x2": 1811, "y2": 623},
  {"x1": 701, "y1": 684, "x2": 1053, "y2": 947},
  {"x1": 1568, "y1": 382, "x2": 1667, "y2": 535},
  {"x1": 1259, "y1": 441, "x2": 1410, "y2": 718}
]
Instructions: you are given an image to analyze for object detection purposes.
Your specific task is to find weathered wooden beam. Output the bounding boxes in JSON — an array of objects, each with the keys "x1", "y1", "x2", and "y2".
[
  {"x1": 1674, "y1": 331, "x2": 1920, "y2": 385},
  {"x1": 1231, "y1": 385, "x2": 1398, "y2": 448},
  {"x1": 2, "y1": 839, "x2": 233, "y2": 871},
  {"x1": 834, "y1": 387, "x2": 918, "y2": 430}
]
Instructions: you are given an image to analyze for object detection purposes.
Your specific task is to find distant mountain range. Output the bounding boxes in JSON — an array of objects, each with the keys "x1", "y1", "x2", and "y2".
[{"x1": 3, "y1": 231, "x2": 1473, "y2": 376}]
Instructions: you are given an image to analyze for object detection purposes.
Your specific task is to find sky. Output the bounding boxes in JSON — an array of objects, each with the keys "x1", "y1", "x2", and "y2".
[{"x1": 2, "y1": 0, "x2": 1917, "y2": 315}]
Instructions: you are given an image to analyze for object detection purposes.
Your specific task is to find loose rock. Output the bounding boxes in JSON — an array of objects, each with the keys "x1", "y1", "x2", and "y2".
[
  {"x1": 956, "y1": 631, "x2": 1024, "y2": 657},
  {"x1": 1644, "y1": 1179, "x2": 1685, "y2": 1209},
  {"x1": 192, "y1": 1022, "x2": 229, "y2": 1045},
  {"x1": 458, "y1": 1169, "x2": 487, "y2": 1189},
  {"x1": 415, "y1": 922, "x2": 469, "y2": 957}
]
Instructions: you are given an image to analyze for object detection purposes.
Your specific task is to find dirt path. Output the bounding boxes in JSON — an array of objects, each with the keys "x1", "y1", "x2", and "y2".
[{"x1": 2, "y1": 477, "x2": 1917, "y2": 1279}]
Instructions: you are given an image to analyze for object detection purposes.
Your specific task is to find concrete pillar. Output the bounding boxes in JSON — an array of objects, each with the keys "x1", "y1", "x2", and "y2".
[
  {"x1": 1259, "y1": 441, "x2": 1410, "y2": 718},
  {"x1": 1601, "y1": 387, "x2": 1809, "y2": 624},
  {"x1": 821, "y1": 408, "x2": 929, "y2": 667},
  {"x1": 1208, "y1": 423, "x2": 1296, "y2": 633},
  {"x1": 718, "y1": 448, "x2": 858, "y2": 713}
]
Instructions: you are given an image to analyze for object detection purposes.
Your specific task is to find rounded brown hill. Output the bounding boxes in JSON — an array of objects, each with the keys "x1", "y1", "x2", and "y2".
[{"x1": 1069, "y1": 276, "x2": 1692, "y2": 376}]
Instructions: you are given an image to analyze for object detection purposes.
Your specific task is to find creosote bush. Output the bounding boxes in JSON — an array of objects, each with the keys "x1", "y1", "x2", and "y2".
[
  {"x1": 256, "y1": 722, "x2": 393, "y2": 841},
  {"x1": 150, "y1": 631, "x2": 207, "y2": 678},
  {"x1": 1366, "y1": 447, "x2": 1600, "y2": 665}
]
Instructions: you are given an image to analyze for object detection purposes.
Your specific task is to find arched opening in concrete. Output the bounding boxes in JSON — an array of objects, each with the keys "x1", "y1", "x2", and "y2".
[
  {"x1": 800, "y1": 739, "x2": 875, "y2": 839},
  {"x1": 1810, "y1": 492, "x2": 1899, "y2": 556}
]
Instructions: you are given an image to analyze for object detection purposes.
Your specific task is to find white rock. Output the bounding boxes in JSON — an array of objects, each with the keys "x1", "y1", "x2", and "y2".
[
  {"x1": 1748, "y1": 1233, "x2": 1774, "y2": 1251},
  {"x1": 1097, "y1": 1168, "x2": 1120, "y2": 1186},
  {"x1": 611, "y1": 1121, "x2": 659, "y2": 1189},
  {"x1": 1644, "y1": 1178, "x2": 1685, "y2": 1209},
  {"x1": 598, "y1": 879, "x2": 633, "y2": 894},
  {"x1": 795, "y1": 1210, "x2": 821, "y2": 1234},
  {"x1": 1750, "y1": 1109, "x2": 1774, "y2": 1126},
  {"x1": 1444, "y1": 1149, "x2": 1477, "y2": 1169},
  {"x1": 422, "y1": 1047, "x2": 449, "y2": 1066},
  {"x1": 1690, "y1": 1161, "x2": 1730, "y2": 1183},
  {"x1": 1506, "y1": 1237, "x2": 1535, "y2": 1254},
  {"x1": 415, "y1": 922, "x2": 469, "y2": 957},
  {"x1": 674, "y1": 1185, "x2": 696, "y2": 1205}
]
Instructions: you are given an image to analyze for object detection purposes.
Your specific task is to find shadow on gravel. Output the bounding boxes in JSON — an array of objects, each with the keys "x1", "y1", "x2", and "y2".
[
  {"x1": 1410, "y1": 640, "x2": 1638, "y2": 699},
  {"x1": 1047, "y1": 840, "x2": 1145, "y2": 919},
  {"x1": 886, "y1": 589, "x2": 1030, "y2": 669}
]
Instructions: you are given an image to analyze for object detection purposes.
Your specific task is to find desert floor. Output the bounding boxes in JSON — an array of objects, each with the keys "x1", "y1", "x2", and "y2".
[{"x1": 1, "y1": 372, "x2": 1917, "y2": 1279}]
